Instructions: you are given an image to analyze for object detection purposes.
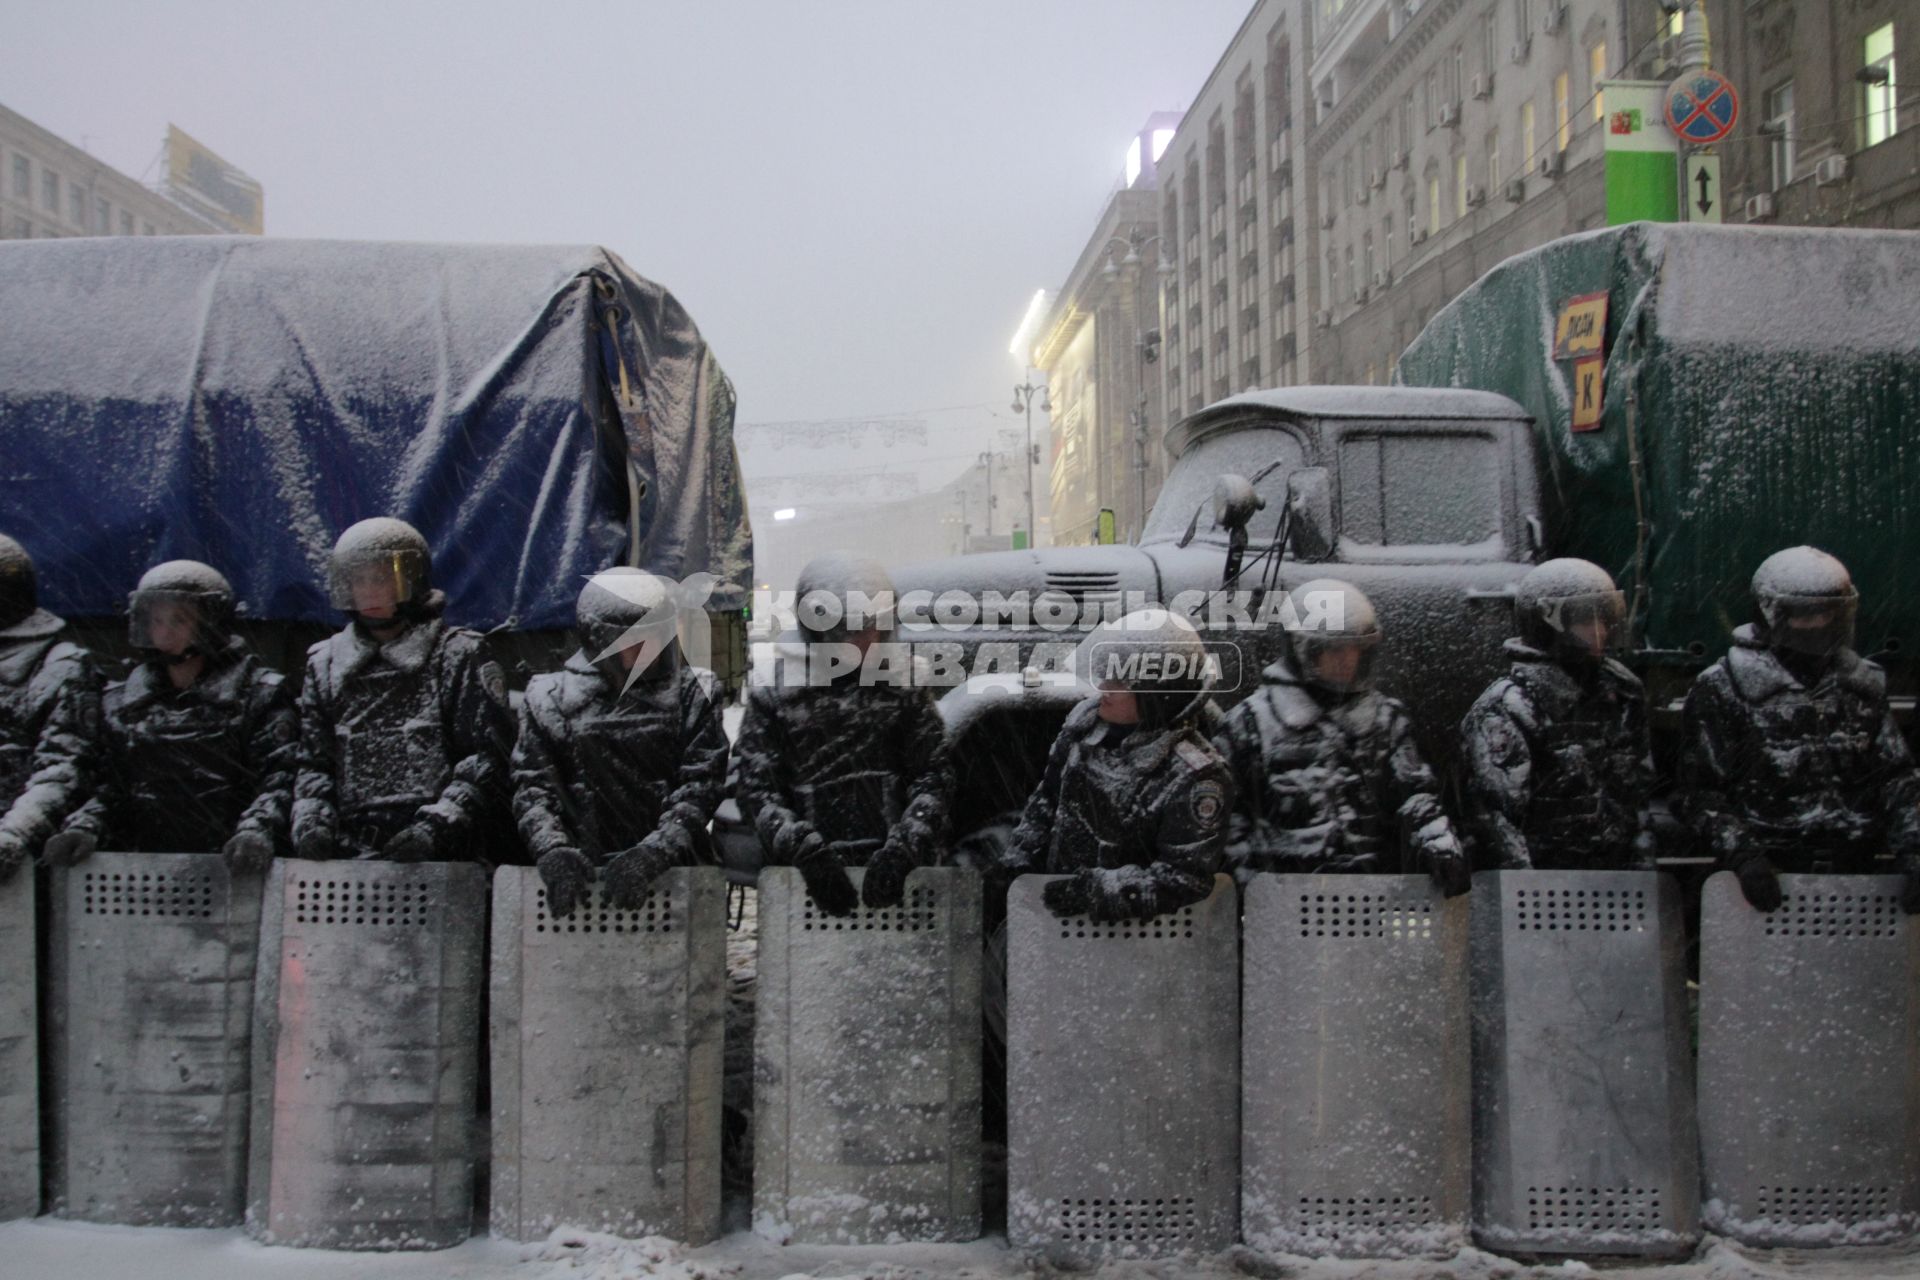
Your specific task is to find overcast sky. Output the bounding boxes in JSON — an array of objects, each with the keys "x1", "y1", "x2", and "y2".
[{"x1": 3, "y1": 0, "x2": 1253, "y2": 496}]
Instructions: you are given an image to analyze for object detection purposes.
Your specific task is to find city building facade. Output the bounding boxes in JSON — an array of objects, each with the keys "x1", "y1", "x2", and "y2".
[
  {"x1": 1, "y1": 104, "x2": 253, "y2": 241},
  {"x1": 1030, "y1": 115, "x2": 1183, "y2": 545},
  {"x1": 1710, "y1": 0, "x2": 1920, "y2": 231},
  {"x1": 1305, "y1": 0, "x2": 1674, "y2": 385},
  {"x1": 1156, "y1": 1, "x2": 1314, "y2": 419}
]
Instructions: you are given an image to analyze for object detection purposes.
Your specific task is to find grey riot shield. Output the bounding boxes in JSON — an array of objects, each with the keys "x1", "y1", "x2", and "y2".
[
  {"x1": 1699, "y1": 871, "x2": 1920, "y2": 1246},
  {"x1": 0, "y1": 868, "x2": 35, "y2": 1221},
  {"x1": 45, "y1": 853, "x2": 262, "y2": 1225},
  {"x1": 1470, "y1": 870, "x2": 1698, "y2": 1257},
  {"x1": 754, "y1": 866, "x2": 982, "y2": 1244},
  {"x1": 246, "y1": 858, "x2": 485, "y2": 1250},
  {"x1": 1242, "y1": 874, "x2": 1469, "y2": 1257},
  {"x1": 1006, "y1": 874, "x2": 1238, "y2": 1263},
  {"x1": 489, "y1": 864, "x2": 725, "y2": 1243}
]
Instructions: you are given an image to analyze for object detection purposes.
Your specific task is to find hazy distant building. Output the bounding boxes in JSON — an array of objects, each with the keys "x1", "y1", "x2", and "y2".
[
  {"x1": 1710, "y1": 0, "x2": 1920, "y2": 231},
  {"x1": 1030, "y1": 114, "x2": 1182, "y2": 545},
  {"x1": 0, "y1": 104, "x2": 261, "y2": 241}
]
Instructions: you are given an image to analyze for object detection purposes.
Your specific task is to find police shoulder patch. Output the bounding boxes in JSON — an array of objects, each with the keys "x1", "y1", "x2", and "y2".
[
  {"x1": 480, "y1": 661, "x2": 509, "y2": 707},
  {"x1": 1190, "y1": 778, "x2": 1227, "y2": 830}
]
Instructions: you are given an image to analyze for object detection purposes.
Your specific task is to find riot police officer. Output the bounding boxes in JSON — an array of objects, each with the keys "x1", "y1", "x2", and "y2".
[
  {"x1": 1001, "y1": 607, "x2": 1232, "y2": 922},
  {"x1": 514, "y1": 568, "x2": 729, "y2": 917},
  {"x1": 735, "y1": 553, "x2": 952, "y2": 916},
  {"x1": 43, "y1": 561, "x2": 295, "y2": 870},
  {"x1": 291, "y1": 518, "x2": 514, "y2": 863},
  {"x1": 1460, "y1": 559, "x2": 1654, "y2": 871},
  {"x1": 1215, "y1": 578, "x2": 1468, "y2": 893},
  {"x1": 1679, "y1": 547, "x2": 1920, "y2": 913},
  {"x1": 0, "y1": 533, "x2": 98, "y2": 880}
]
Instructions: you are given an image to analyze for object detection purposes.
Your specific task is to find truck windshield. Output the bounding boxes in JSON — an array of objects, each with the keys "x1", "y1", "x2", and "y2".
[{"x1": 1139, "y1": 426, "x2": 1305, "y2": 546}]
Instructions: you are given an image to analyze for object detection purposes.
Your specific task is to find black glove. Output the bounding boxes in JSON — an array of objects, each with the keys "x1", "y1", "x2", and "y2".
[
  {"x1": 861, "y1": 835, "x2": 917, "y2": 910},
  {"x1": 382, "y1": 820, "x2": 442, "y2": 863},
  {"x1": 0, "y1": 833, "x2": 27, "y2": 884},
  {"x1": 537, "y1": 847, "x2": 594, "y2": 919},
  {"x1": 295, "y1": 824, "x2": 335, "y2": 861},
  {"x1": 1429, "y1": 848, "x2": 1472, "y2": 898},
  {"x1": 1900, "y1": 867, "x2": 1920, "y2": 916},
  {"x1": 1042, "y1": 873, "x2": 1093, "y2": 920},
  {"x1": 42, "y1": 828, "x2": 99, "y2": 868},
  {"x1": 1736, "y1": 858, "x2": 1783, "y2": 913},
  {"x1": 223, "y1": 830, "x2": 274, "y2": 875},
  {"x1": 791, "y1": 831, "x2": 858, "y2": 917},
  {"x1": 603, "y1": 827, "x2": 689, "y2": 911}
]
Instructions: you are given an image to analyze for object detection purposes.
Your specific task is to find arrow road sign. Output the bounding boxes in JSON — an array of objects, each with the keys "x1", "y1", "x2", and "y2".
[{"x1": 1685, "y1": 153, "x2": 1722, "y2": 223}]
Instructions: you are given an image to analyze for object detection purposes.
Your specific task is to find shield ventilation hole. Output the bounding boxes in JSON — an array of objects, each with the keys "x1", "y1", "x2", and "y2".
[
  {"x1": 82, "y1": 870, "x2": 218, "y2": 919},
  {"x1": 1755, "y1": 1185, "x2": 1896, "y2": 1224},
  {"x1": 1295, "y1": 1194, "x2": 1436, "y2": 1233},
  {"x1": 1525, "y1": 1186, "x2": 1662, "y2": 1231},
  {"x1": 1056, "y1": 1195, "x2": 1198, "y2": 1244},
  {"x1": 292, "y1": 877, "x2": 434, "y2": 927},
  {"x1": 534, "y1": 882, "x2": 676, "y2": 935},
  {"x1": 801, "y1": 886, "x2": 939, "y2": 932},
  {"x1": 1296, "y1": 892, "x2": 1434, "y2": 939},
  {"x1": 1763, "y1": 891, "x2": 1900, "y2": 939},
  {"x1": 1059, "y1": 904, "x2": 1197, "y2": 941},
  {"x1": 1513, "y1": 886, "x2": 1648, "y2": 932}
]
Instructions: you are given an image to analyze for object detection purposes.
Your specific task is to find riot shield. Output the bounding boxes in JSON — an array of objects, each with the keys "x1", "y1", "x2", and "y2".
[
  {"x1": 45, "y1": 853, "x2": 263, "y2": 1225},
  {"x1": 1699, "y1": 871, "x2": 1920, "y2": 1245},
  {"x1": 490, "y1": 864, "x2": 725, "y2": 1243},
  {"x1": 1006, "y1": 873, "x2": 1238, "y2": 1263},
  {"x1": 0, "y1": 867, "x2": 35, "y2": 1221},
  {"x1": 246, "y1": 858, "x2": 485, "y2": 1249},
  {"x1": 1242, "y1": 873, "x2": 1469, "y2": 1257},
  {"x1": 1470, "y1": 870, "x2": 1698, "y2": 1256},
  {"x1": 754, "y1": 866, "x2": 981, "y2": 1244}
]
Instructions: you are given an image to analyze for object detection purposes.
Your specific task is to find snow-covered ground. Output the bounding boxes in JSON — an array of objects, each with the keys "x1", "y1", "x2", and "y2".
[{"x1": 2, "y1": 1221, "x2": 1916, "y2": 1280}]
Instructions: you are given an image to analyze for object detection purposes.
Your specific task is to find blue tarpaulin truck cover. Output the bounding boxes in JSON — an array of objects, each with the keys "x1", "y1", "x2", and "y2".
[{"x1": 0, "y1": 236, "x2": 752, "y2": 630}]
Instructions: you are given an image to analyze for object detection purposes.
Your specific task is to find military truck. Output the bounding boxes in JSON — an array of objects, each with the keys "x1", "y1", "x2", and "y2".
[{"x1": 868, "y1": 222, "x2": 1920, "y2": 866}]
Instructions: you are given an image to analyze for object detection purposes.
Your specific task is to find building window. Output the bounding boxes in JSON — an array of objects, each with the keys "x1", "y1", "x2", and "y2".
[
  {"x1": 1426, "y1": 67, "x2": 1441, "y2": 127},
  {"x1": 1766, "y1": 81, "x2": 1796, "y2": 190},
  {"x1": 1398, "y1": 95, "x2": 1413, "y2": 154},
  {"x1": 119, "y1": 211, "x2": 133, "y2": 236},
  {"x1": 68, "y1": 185, "x2": 84, "y2": 226},
  {"x1": 1345, "y1": 245, "x2": 1356, "y2": 300},
  {"x1": 1554, "y1": 72, "x2": 1571, "y2": 151},
  {"x1": 1382, "y1": 213, "x2": 1394, "y2": 265},
  {"x1": 1362, "y1": 231, "x2": 1374, "y2": 286},
  {"x1": 1667, "y1": 10, "x2": 1682, "y2": 38},
  {"x1": 1427, "y1": 174, "x2": 1441, "y2": 234},
  {"x1": 10, "y1": 154, "x2": 28, "y2": 199},
  {"x1": 1454, "y1": 153, "x2": 1468, "y2": 218},
  {"x1": 96, "y1": 197, "x2": 110, "y2": 234},
  {"x1": 1591, "y1": 43, "x2": 1608, "y2": 121},
  {"x1": 40, "y1": 170, "x2": 58, "y2": 212},
  {"x1": 1521, "y1": 99, "x2": 1537, "y2": 163},
  {"x1": 1488, "y1": 128, "x2": 1502, "y2": 190},
  {"x1": 1863, "y1": 23, "x2": 1899, "y2": 148},
  {"x1": 1515, "y1": 0, "x2": 1532, "y2": 40},
  {"x1": 1482, "y1": 10, "x2": 1498, "y2": 77}
]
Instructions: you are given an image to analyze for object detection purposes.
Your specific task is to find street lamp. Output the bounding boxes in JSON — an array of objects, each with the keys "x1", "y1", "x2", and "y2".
[{"x1": 1010, "y1": 375, "x2": 1050, "y2": 548}]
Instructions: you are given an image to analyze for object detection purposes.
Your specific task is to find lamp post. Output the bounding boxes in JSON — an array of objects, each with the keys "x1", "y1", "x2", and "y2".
[
  {"x1": 1009, "y1": 376, "x2": 1050, "y2": 549},
  {"x1": 1100, "y1": 227, "x2": 1173, "y2": 539}
]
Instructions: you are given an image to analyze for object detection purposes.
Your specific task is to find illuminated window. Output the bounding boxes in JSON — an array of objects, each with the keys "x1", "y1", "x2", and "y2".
[
  {"x1": 1766, "y1": 81, "x2": 1796, "y2": 190},
  {"x1": 1521, "y1": 99, "x2": 1537, "y2": 163},
  {"x1": 1591, "y1": 43, "x2": 1608, "y2": 121},
  {"x1": 1554, "y1": 72, "x2": 1571, "y2": 151},
  {"x1": 1454, "y1": 153, "x2": 1468, "y2": 217},
  {"x1": 1863, "y1": 24, "x2": 1898, "y2": 148},
  {"x1": 1667, "y1": 10, "x2": 1683, "y2": 38}
]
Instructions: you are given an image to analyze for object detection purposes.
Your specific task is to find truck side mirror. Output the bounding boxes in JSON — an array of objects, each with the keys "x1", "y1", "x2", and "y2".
[{"x1": 1287, "y1": 467, "x2": 1333, "y2": 562}]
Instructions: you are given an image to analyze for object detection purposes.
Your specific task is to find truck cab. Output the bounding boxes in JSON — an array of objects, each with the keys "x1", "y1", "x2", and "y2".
[{"x1": 889, "y1": 385, "x2": 1543, "y2": 854}]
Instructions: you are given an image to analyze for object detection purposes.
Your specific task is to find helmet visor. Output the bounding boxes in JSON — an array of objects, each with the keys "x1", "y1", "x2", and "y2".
[
  {"x1": 129, "y1": 589, "x2": 212, "y2": 654},
  {"x1": 1293, "y1": 630, "x2": 1381, "y2": 692},
  {"x1": 328, "y1": 548, "x2": 425, "y2": 616},
  {"x1": 1765, "y1": 593, "x2": 1857, "y2": 656},
  {"x1": 1538, "y1": 589, "x2": 1628, "y2": 657}
]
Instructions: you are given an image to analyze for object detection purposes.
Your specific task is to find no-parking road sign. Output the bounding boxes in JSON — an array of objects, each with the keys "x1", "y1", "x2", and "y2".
[{"x1": 1665, "y1": 71, "x2": 1739, "y2": 145}]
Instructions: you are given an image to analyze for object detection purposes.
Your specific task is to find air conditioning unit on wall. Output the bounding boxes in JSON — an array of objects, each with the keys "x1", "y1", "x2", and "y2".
[
  {"x1": 1439, "y1": 102, "x2": 1462, "y2": 127},
  {"x1": 1745, "y1": 192, "x2": 1776, "y2": 221},
  {"x1": 1471, "y1": 73, "x2": 1493, "y2": 100},
  {"x1": 1541, "y1": 3, "x2": 1568, "y2": 34},
  {"x1": 1536, "y1": 150, "x2": 1564, "y2": 179},
  {"x1": 1814, "y1": 154, "x2": 1850, "y2": 186}
]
